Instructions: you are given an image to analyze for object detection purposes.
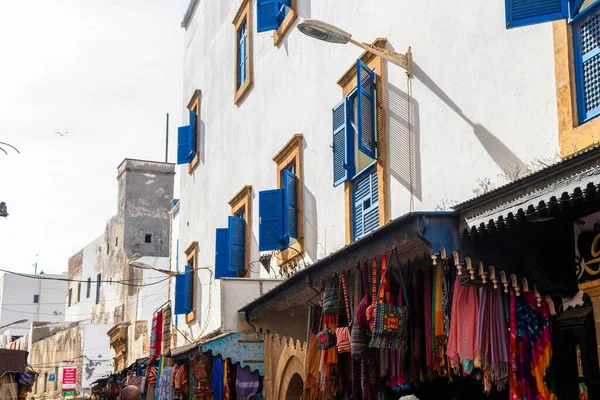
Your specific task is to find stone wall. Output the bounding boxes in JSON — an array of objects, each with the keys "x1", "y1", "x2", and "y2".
[{"x1": 263, "y1": 333, "x2": 306, "y2": 400}]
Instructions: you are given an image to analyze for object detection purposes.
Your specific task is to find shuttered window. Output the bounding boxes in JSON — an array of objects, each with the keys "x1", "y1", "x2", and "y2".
[
  {"x1": 283, "y1": 170, "x2": 297, "y2": 242},
  {"x1": 353, "y1": 167, "x2": 379, "y2": 241},
  {"x1": 331, "y1": 60, "x2": 375, "y2": 187},
  {"x1": 177, "y1": 110, "x2": 198, "y2": 165},
  {"x1": 174, "y1": 270, "x2": 192, "y2": 315},
  {"x1": 228, "y1": 216, "x2": 246, "y2": 273},
  {"x1": 258, "y1": 189, "x2": 284, "y2": 251},
  {"x1": 574, "y1": 4, "x2": 600, "y2": 122},
  {"x1": 237, "y1": 20, "x2": 248, "y2": 89},
  {"x1": 504, "y1": 0, "x2": 567, "y2": 28},
  {"x1": 257, "y1": 0, "x2": 289, "y2": 32}
]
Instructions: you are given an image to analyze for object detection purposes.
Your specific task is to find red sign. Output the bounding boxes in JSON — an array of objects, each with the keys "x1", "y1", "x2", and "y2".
[{"x1": 62, "y1": 368, "x2": 77, "y2": 385}]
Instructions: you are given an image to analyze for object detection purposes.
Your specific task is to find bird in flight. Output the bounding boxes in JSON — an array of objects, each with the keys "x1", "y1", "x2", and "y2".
[{"x1": 54, "y1": 131, "x2": 68, "y2": 136}]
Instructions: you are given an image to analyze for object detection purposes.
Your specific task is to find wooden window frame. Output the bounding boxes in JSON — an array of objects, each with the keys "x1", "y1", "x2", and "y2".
[
  {"x1": 273, "y1": 0, "x2": 297, "y2": 46},
  {"x1": 553, "y1": 19, "x2": 600, "y2": 158},
  {"x1": 229, "y1": 185, "x2": 253, "y2": 275},
  {"x1": 184, "y1": 241, "x2": 198, "y2": 323},
  {"x1": 187, "y1": 90, "x2": 201, "y2": 173},
  {"x1": 337, "y1": 39, "x2": 389, "y2": 245},
  {"x1": 273, "y1": 134, "x2": 304, "y2": 265},
  {"x1": 233, "y1": 0, "x2": 253, "y2": 104}
]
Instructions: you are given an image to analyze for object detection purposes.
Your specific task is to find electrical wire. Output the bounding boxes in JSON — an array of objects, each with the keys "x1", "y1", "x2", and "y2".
[{"x1": 0, "y1": 268, "x2": 169, "y2": 287}]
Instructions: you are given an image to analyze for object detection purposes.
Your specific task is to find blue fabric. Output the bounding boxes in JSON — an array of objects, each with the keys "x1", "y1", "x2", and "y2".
[{"x1": 212, "y1": 357, "x2": 224, "y2": 400}]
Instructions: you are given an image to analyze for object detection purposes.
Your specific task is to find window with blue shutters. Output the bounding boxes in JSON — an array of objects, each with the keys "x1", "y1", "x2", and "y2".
[
  {"x1": 331, "y1": 60, "x2": 376, "y2": 188},
  {"x1": 174, "y1": 270, "x2": 192, "y2": 315},
  {"x1": 574, "y1": 3, "x2": 600, "y2": 123},
  {"x1": 257, "y1": 0, "x2": 289, "y2": 33},
  {"x1": 258, "y1": 189, "x2": 284, "y2": 251},
  {"x1": 177, "y1": 109, "x2": 198, "y2": 165},
  {"x1": 352, "y1": 167, "x2": 379, "y2": 241},
  {"x1": 228, "y1": 216, "x2": 246, "y2": 273},
  {"x1": 283, "y1": 170, "x2": 297, "y2": 244},
  {"x1": 215, "y1": 228, "x2": 235, "y2": 279},
  {"x1": 237, "y1": 20, "x2": 248, "y2": 89}
]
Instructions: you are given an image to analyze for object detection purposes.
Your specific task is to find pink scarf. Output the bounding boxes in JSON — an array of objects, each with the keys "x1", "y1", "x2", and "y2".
[{"x1": 446, "y1": 277, "x2": 480, "y2": 374}]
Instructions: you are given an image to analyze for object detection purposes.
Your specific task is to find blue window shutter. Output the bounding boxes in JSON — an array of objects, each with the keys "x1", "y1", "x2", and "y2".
[
  {"x1": 283, "y1": 170, "x2": 297, "y2": 245},
  {"x1": 259, "y1": 189, "x2": 284, "y2": 251},
  {"x1": 356, "y1": 59, "x2": 376, "y2": 159},
  {"x1": 505, "y1": 0, "x2": 567, "y2": 28},
  {"x1": 257, "y1": 0, "x2": 289, "y2": 32},
  {"x1": 176, "y1": 125, "x2": 194, "y2": 165},
  {"x1": 215, "y1": 228, "x2": 233, "y2": 279},
  {"x1": 574, "y1": 7, "x2": 600, "y2": 123},
  {"x1": 190, "y1": 109, "x2": 198, "y2": 155},
  {"x1": 332, "y1": 98, "x2": 352, "y2": 187},
  {"x1": 174, "y1": 272, "x2": 191, "y2": 315},
  {"x1": 185, "y1": 264, "x2": 194, "y2": 310},
  {"x1": 353, "y1": 168, "x2": 379, "y2": 241},
  {"x1": 228, "y1": 216, "x2": 246, "y2": 272},
  {"x1": 238, "y1": 21, "x2": 247, "y2": 88}
]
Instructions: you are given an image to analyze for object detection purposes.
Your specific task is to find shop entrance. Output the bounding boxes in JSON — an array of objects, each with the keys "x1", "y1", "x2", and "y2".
[{"x1": 285, "y1": 373, "x2": 303, "y2": 400}]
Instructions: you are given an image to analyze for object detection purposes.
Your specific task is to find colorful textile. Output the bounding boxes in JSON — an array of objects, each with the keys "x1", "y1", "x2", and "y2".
[
  {"x1": 158, "y1": 367, "x2": 174, "y2": 400},
  {"x1": 322, "y1": 284, "x2": 340, "y2": 316},
  {"x1": 442, "y1": 258, "x2": 455, "y2": 342},
  {"x1": 490, "y1": 285, "x2": 509, "y2": 391},
  {"x1": 223, "y1": 359, "x2": 229, "y2": 400},
  {"x1": 433, "y1": 263, "x2": 445, "y2": 375},
  {"x1": 335, "y1": 327, "x2": 350, "y2": 353},
  {"x1": 303, "y1": 332, "x2": 320, "y2": 400},
  {"x1": 423, "y1": 267, "x2": 433, "y2": 376},
  {"x1": 150, "y1": 315, "x2": 158, "y2": 359},
  {"x1": 162, "y1": 305, "x2": 172, "y2": 355},
  {"x1": 446, "y1": 275, "x2": 480, "y2": 375},
  {"x1": 236, "y1": 365, "x2": 260, "y2": 397},
  {"x1": 509, "y1": 291, "x2": 557, "y2": 400},
  {"x1": 212, "y1": 358, "x2": 224, "y2": 400}
]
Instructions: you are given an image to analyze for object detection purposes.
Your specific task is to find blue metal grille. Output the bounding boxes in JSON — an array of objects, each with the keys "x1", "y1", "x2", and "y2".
[{"x1": 575, "y1": 6, "x2": 600, "y2": 122}]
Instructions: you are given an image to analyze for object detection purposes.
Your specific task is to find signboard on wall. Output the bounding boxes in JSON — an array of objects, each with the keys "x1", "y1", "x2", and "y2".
[
  {"x1": 575, "y1": 211, "x2": 600, "y2": 283},
  {"x1": 62, "y1": 367, "x2": 77, "y2": 396}
]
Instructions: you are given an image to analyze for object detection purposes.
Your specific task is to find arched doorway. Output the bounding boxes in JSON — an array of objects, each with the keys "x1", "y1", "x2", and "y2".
[{"x1": 285, "y1": 373, "x2": 303, "y2": 400}]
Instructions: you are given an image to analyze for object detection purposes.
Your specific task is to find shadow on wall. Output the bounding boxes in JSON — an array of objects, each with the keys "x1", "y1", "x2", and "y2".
[
  {"x1": 410, "y1": 62, "x2": 527, "y2": 174},
  {"x1": 388, "y1": 82, "x2": 422, "y2": 201},
  {"x1": 303, "y1": 186, "x2": 318, "y2": 262}
]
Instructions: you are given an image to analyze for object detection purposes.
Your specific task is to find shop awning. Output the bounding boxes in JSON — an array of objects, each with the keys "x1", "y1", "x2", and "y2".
[
  {"x1": 239, "y1": 212, "x2": 459, "y2": 338},
  {"x1": 0, "y1": 349, "x2": 28, "y2": 377},
  {"x1": 454, "y1": 145, "x2": 600, "y2": 297},
  {"x1": 199, "y1": 332, "x2": 264, "y2": 375}
]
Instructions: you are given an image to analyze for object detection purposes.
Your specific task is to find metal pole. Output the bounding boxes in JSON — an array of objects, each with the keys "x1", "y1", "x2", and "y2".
[{"x1": 165, "y1": 113, "x2": 169, "y2": 163}]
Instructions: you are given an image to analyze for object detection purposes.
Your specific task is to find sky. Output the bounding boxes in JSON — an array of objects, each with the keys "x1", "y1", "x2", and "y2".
[{"x1": 0, "y1": 0, "x2": 189, "y2": 274}]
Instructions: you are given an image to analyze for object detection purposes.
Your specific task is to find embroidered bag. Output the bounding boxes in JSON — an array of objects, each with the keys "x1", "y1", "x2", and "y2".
[
  {"x1": 369, "y1": 248, "x2": 409, "y2": 349},
  {"x1": 317, "y1": 328, "x2": 336, "y2": 350},
  {"x1": 351, "y1": 262, "x2": 371, "y2": 357},
  {"x1": 322, "y1": 278, "x2": 340, "y2": 316}
]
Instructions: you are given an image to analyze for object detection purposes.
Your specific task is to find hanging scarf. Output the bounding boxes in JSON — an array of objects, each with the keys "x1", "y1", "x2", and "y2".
[
  {"x1": 509, "y1": 291, "x2": 557, "y2": 400},
  {"x1": 223, "y1": 359, "x2": 229, "y2": 400},
  {"x1": 433, "y1": 262, "x2": 445, "y2": 376},
  {"x1": 442, "y1": 258, "x2": 455, "y2": 342},
  {"x1": 412, "y1": 270, "x2": 424, "y2": 379},
  {"x1": 236, "y1": 365, "x2": 260, "y2": 398},
  {"x1": 446, "y1": 276, "x2": 479, "y2": 375},
  {"x1": 423, "y1": 267, "x2": 433, "y2": 377},
  {"x1": 489, "y1": 285, "x2": 509, "y2": 391},
  {"x1": 212, "y1": 358, "x2": 224, "y2": 400}
]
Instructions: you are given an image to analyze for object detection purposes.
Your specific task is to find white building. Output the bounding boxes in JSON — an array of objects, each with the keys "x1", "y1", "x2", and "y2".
[
  {"x1": 172, "y1": 0, "x2": 588, "y2": 339},
  {"x1": 0, "y1": 272, "x2": 67, "y2": 340}
]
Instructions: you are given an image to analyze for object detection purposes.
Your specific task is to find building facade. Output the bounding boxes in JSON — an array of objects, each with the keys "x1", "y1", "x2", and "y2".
[
  {"x1": 0, "y1": 272, "x2": 67, "y2": 340},
  {"x1": 173, "y1": 0, "x2": 600, "y2": 398}
]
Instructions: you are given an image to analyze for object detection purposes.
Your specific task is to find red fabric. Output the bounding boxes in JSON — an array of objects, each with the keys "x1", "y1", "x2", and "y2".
[{"x1": 155, "y1": 311, "x2": 164, "y2": 357}]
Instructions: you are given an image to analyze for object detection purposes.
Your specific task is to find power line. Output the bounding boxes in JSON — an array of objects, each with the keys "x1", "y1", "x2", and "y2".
[{"x1": 0, "y1": 268, "x2": 169, "y2": 287}]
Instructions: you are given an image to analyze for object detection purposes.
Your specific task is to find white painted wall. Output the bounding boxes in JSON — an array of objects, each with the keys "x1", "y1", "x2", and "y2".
[
  {"x1": 81, "y1": 323, "x2": 112, "y2": 395},
  {"x1": 0, "y1": 272, "x2": 67, "y2": 337},
  {"x1": 176, "y1": 0, "x2": 559, "y2": 337}
]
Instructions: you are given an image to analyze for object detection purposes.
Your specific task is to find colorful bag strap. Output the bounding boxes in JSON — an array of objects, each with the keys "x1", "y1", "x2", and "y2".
[
  {"x1": 393, "y1": 247, "x2": 410, "y2": 309},
  {"x1": 371, "y1": 257, "x2": 378, "y2": 305},
  {"x1": 340, "y1": 273, "x2": 351, "y2": 325}
]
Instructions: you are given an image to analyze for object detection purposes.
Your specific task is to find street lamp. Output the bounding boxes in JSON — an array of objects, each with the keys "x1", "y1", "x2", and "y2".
[
  {"x1": 297, "y1": 19, "x2": 412, "y2": 75},
  {"x1": 0, "y1": 319, "x2": 29, "y2": 330}
]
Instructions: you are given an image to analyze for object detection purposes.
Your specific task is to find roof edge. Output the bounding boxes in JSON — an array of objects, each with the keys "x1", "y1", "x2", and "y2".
[{"x1": 181, "y1": 0, "x2": 199, "y2": 29}]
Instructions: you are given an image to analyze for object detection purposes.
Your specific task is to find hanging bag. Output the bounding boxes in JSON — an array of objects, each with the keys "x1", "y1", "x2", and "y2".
[
  {"x1": 351, "y1": 261, "x2": 371, "y2": 358},
  {"x1": 317, "y1": 307, "x2": 336, "y2": 350},
  {"x1": 369, "y1": 248, "x2": 410, "y2": 349},
  {"x1": 366, "y1": 258, "x2": 378, "y2": 331},
  {"x1": 322, "y1": 277, "x2": 340, "y2": 316}
]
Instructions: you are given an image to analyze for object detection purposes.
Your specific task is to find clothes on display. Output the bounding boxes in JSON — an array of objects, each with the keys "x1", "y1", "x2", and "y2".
[{"x1": 300, "y1": 248, "x2": 564, "y2": 400}]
